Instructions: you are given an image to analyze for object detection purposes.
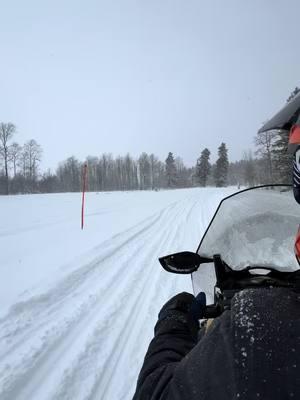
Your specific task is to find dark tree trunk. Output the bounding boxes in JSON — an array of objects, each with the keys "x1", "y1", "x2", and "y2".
[{"x1": 4, "y1": 155, "x2": 9, "y2": 195}]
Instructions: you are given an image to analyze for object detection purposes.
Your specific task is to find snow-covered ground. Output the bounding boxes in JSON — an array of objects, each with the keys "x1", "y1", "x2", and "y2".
[{"x1": 0, "y1": 187, "x2": 234, "y2": 400}]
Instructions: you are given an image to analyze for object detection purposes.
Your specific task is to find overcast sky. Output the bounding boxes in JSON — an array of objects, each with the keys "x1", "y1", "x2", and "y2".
[{"x1": 1, "y1": 0, "x2": 300, "y2": 170}]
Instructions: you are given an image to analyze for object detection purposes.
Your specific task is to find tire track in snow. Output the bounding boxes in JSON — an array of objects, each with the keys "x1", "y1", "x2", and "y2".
[
  {"x1": 100, "y1": 190, "x2": 231, "y2": 400},
  {"x1": 51, "y1": 197, "x2": 192, "y2": 400},
  {"x1": 51, "y1": 199, "x2": 191, "y2": 400},
  {"x1": 0, "y1": 202, "x2": 178, "y2": 353},
  {"x1": 92, "y1": 211, "x2": 187, "y2": 400},
  {"x1": 109, "y1": 197, "x2": 201, "y2": 400},
  {"x1": 2, "y1": 211, "x2": 169, "y2": 398},
  {"x1": 0, "y1": 190, "x2": 230, "y2": 400},
  {"x1": 0, "y1": 197, "x2": 191, "y2": 400}
]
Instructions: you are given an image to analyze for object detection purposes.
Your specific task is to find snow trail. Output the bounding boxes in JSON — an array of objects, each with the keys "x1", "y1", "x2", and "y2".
[{"x1": 0, "y1": 188, "x2": 233, "y2": 400}]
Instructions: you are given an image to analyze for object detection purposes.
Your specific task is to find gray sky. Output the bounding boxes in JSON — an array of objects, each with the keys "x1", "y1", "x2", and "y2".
[{"x1": 1, "y1": 0, "x2": 300, "y2": 171}]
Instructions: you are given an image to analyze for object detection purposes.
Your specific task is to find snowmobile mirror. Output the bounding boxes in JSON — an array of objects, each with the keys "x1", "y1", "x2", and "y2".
[
  {"x1": 258, "y1": 91, "x2": 300, "y2": 133},
  {"x1": 159, "y1": 251, "x2": 208, "y2": 274}
]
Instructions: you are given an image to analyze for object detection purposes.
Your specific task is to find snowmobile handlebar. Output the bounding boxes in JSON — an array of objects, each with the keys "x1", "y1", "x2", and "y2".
[{"x1": 198, "y1": 255, "x2": 300, "y2": 319}]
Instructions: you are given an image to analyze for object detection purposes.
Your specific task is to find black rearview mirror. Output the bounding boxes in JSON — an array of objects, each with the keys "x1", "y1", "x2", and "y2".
[{"x1": 159, "y1": 251, "x2": 203, "y2": 274}]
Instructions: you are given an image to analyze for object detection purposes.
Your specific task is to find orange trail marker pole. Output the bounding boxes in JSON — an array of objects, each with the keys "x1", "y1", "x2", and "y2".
[{"x1": 81, "y1": 163, "x2": 88, "y2": 230}]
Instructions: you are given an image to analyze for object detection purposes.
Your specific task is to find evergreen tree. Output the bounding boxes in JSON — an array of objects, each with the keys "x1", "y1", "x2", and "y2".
[
  {"x1": 195, "y1": 148, "x2": 211, "y2": 187},
  {"x1": 165, "y1": 152, "x2": 177, "y2": 187},
  {"x1": 214, "y1": 143, "x2": 229, "y2": 187}
]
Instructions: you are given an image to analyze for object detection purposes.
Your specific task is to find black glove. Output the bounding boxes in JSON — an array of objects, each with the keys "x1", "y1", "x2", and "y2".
[
  {"x1": 159, "y1": 292, "x2": 207, "y2": 320},
  {"x1": 158, "y1": 292, "x2": 206, "y2": 336},
  {"x1": 190, "y1": 291, "x2": 207, "y2": 321}
]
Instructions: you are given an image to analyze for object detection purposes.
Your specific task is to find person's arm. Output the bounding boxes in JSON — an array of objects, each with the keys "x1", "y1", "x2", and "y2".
[{"x1": 132, "y1": 292, "x2": 204, "y2": 400}]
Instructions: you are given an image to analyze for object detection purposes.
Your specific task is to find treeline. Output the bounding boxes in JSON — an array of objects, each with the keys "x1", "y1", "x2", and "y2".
[
  {"x1": 0, "y1": 120, "x2": 230, "y2": 194},
  {"x1": 0, "y1": 87, "x2": 298, "y2": 195},
  {"x1": 0, "y1": 123, "x2": 43, "y2": 195},
  {"x1": 55, "y1": 153, "x2": 194, "y2": 192},
  {"x1": 0, "y1": 133, "x2": 230, "y2": 194},
  {"x1": 193, "y1": 87, "x2": 300, "y2": 188}
]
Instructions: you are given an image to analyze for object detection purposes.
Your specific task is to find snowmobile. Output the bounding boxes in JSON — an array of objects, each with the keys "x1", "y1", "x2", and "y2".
[
  {"x1": 159, "y1": 184, "x2": 300, "y2": 318},
  {"x1": 133, "y1": 185, "x2": 300, "y2": 400}
]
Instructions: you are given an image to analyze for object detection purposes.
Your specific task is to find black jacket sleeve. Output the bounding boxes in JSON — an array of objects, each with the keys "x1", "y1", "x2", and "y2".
[{"x1": 132, "y1": 292, "x2": 199, "y2": 400}]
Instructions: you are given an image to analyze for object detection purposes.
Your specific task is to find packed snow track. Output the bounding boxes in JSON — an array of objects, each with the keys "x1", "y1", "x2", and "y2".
[{"x1": 0, "y1": 188, "x2": 234, "y2": 400}]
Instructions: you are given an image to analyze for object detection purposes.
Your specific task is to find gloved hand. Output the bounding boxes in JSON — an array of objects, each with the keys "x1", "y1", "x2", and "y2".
[
  {"x1": 158, "y1": 292, "x2": 194, "y2": 317},
  {"x1": 157, "y1": 292, "x2": 207, "y2": 335},
  {"x1": 190, "y1": 291, "x2": 207, "y2": 322}
]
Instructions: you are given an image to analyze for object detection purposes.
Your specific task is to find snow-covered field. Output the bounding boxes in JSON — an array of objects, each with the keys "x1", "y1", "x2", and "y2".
[{"x1": 0, "y1": 187, "x2": 234, "y2": 400}]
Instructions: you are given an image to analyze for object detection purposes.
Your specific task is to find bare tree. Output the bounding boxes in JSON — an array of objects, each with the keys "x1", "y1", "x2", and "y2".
[
  {"x1": 86, "y1": 156, "x2": 99, "y2": 191},
  {"x1": 9, "y1": 142, "x2": 22, "y2": 177},
  {"x1": 255, "y1": 130, "x2": 277, "y2": 183},
  {"x1": 124, "y1": 153, "x2": 137, "y2": 190},
  {"x1": 23, "y1": 139, "x2": 43, "y2": 190},
  {"x1": 39, "y1": 169, "x2": 59, "y2": 193},
  {"x1": 19, "y1": 148, "x2": 29, "y2": 178},
  {"x1": 0, "y1": 122, "x2": 16, "y2": 194},
  {"x1": 138, "y1": 153, "x2": 151, "y2": 190},
  {"x1": 56, "y1": 156, "x2": 81, "y2": 192},
  {"x1": 149, "y1": 154, "x2": 158, "y2": 190}
]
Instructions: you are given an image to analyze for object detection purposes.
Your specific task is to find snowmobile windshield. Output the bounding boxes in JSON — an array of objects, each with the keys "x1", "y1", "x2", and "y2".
[{"x1": 197, "y1": 185, "x2": 300, "y2": 273}]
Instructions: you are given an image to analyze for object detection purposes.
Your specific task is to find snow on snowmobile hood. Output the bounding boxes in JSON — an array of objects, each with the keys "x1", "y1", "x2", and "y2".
[
  {"x1": 192, "y1": 186, "x2": 299, "y2": 299},
  {"x1": 193, "y1": 186, "x2": 300, "y2": 301}
]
